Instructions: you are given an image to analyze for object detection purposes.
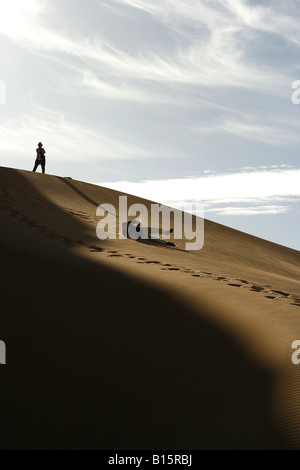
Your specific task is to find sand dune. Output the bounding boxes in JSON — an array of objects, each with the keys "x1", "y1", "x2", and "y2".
[{"x1": 0, "y1": 166, "x2": 300, "y2": 449}]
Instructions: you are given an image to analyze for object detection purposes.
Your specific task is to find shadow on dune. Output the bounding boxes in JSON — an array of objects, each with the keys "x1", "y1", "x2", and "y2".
[
  {"x1": 54, "y1": 175, "x2": 100, "y2": 208},
  {"x1": 0, "y1": 167, "x2": 107, "y2": 252},
  {"x1": 0, "y1": 168, "x2": 293, "y2": 449}
]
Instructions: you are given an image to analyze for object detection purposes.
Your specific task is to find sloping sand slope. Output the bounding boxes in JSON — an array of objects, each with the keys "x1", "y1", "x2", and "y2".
[{"x1": 0, "y1": 166, "x2": 300, "y2": 449}]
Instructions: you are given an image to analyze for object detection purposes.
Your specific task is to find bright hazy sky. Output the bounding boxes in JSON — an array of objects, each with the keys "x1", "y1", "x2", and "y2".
[{"x1": 0, "y1": 0, "x2": 299, "y2": 250}]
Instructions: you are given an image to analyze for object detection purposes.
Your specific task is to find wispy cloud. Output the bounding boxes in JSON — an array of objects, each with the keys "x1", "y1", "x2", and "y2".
[
  {"x1": 0, "y1": 98, "x2": 150, "y2": 161},
  {"x1": 110, "y1": 0, "x2": 300, "y2": 47},
  {"x1": 82, "y1": 70, "x2": 150, "y2": 102},
  {"x1": 193, "y1": 114, "x2": 300, "y2": 146},
  {"x1": 100, "y1": 167, "x2": 300, "y2": 216},
  {"x1": 57, "y1": 69, "x2": 178, "y2": 105},
  {"x1": 0, "y1": 0, "x2": 291, "y2": 93},
  {"x1": 1, "y1": 1, "x2": 299, "y2": 156},
  {"x1": 223, "y1": 0, "x2": 300, "y2": 46}
]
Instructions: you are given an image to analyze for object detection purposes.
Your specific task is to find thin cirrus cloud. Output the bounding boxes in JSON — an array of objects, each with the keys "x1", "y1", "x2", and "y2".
[
  {"x1": 82, "y1": 70, "x2": 151, "y2": 102},
  {"x1": 57, "y1": 68, "x2": 193, "y2": 107},
  {"x1": 100, "y1": 167, "x2": 300, "y2": 216},
  {"x1": 192, "y1": 115, "x2": 300, "y2": 146},
  {"x1": 0, "y1": 0, "x2": 298, "y2": 155},
  {"x1": 110, "y1": 0, "x2": 300, "y2": 46},
  {"x1": 0, "y1": 0, "x2": 296, "y2": 132},
  {"x1": 79, "y1": 70, "x2": 178, "y2": 104},
  {"x1": 0, "y1": 0, "x2": 291, "y2": 93},
  {"x1": 0, "y1": 99, "x2": 150, "y2": 161}
]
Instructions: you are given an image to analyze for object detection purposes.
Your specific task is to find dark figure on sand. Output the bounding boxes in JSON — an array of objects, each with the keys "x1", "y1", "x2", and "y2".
[
  {"x1": 33, "y1": 142, "x2": 46, "y2": 173},
  {"x1": 123, "y1": 220, "x2": 175, "y2": 247}
]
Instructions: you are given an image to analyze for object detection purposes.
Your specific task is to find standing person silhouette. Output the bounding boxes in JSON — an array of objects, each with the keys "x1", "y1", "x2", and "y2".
[{"x1": 32, "y1": 142, "x2": 46, "y2": 173}]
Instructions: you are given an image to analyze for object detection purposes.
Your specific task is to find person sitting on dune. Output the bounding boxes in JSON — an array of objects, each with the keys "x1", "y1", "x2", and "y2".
[
  {"x1": 32, "y1": 142, "x2": 46, "y2": 174},
  {"x1": 122, "y1": 220, "x2": 175, "y2": 247}
]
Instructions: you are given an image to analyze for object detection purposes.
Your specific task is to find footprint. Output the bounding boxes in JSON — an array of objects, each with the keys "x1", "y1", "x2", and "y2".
[
  {"x1": 250, "y1": 285, "x2": 264, "y2": 293},
  {"x1": 291, "y1": 303, "x2": 300, "y2": 307},
  {"x1": 138, "y1": 258, "x2": 146, "y2": 261},
  {"x1": 203, "y1": 272, "x2": 212, "y2": 275},
  {"x1": 289, "y1": 294, "x2": 300, "y2": 302},
  {"x1": 236, "y1": 279, "x2": 249, "y2": 284},
  {"x1": 89, "y1": 246, "x2": 102, "y2": 252},
  {"x1": 216, "y1": 276, "x2": 227, "y2": 281},
  {"x1": 145, "y1": 261, "x2": 160, "y2": 264},
  {"x1": 108, "y1": 254, "x2": 122, "y2": 257},
  {"x1": 168, "y1": 267, "x2": 180, "y2": 271},
  {"x1": 271, "y1": 290, "x2": 289, "y2": 297},
  {"x1": 228, "y1": 283, "x2": 242, "y2": 287},
  {"x1": 192, "y1": 274, "x2": 201, "y2": 277},
  {"x1": 108, "y1": 251, "x2": 118, "y2": 254},
  {"x1": 265, "y1": 295, "x2": 276, "y2": 299}
]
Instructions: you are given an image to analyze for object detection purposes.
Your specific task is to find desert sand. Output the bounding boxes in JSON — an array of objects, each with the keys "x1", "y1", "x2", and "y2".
[{"x1": 0, "y1": 166, "x2": 300, "y2": 450}]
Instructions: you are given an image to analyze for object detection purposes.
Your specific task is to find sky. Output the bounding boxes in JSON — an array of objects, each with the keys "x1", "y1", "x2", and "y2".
[{"x1": 0, "y1": 0, "x2": 299, "y2": 250}]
